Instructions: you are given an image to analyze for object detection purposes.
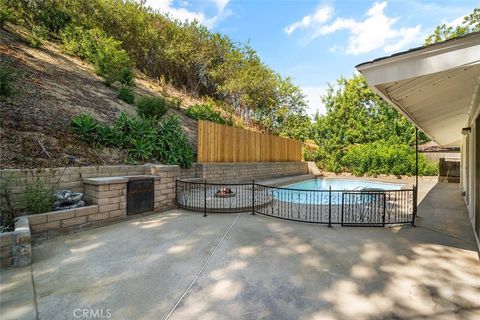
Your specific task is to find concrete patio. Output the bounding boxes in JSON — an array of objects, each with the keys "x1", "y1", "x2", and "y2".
[{"x1": 1, "y1": 182, "x2": 479, "y2": 320}]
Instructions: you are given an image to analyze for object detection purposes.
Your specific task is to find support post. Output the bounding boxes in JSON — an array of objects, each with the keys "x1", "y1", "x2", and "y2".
[
  {"x1": 415, "y1": 127, "x2": 419, "y2": 219},
  {"x1": 328, "y1": 186, "x2": 332, "y2": 228},
  {"x1": 203, "y1": 179, "x2": 207, "y2": 217},
  {"x1": 415, "y1": 127, "x2": 419, "y2": 192},
  {"x1": 412, "y1": 184, "x2": 417, "y2": 226},
  {"x1": 252, "y1": 180, "x2": 255, "y2": 215}
]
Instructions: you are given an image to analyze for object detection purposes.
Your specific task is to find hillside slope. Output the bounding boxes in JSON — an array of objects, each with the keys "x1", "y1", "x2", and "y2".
[{"x1": 0, "y1": 26, "x2": 199, "y2": 169}]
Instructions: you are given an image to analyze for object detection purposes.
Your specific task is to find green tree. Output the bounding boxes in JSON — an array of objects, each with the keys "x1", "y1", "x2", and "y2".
[
  {"x1": 311, "y1": 75, "x2": 430, "y2": 173},
  {"x1": 425, "y1": 8, "x2": 479, "y2": 44}
]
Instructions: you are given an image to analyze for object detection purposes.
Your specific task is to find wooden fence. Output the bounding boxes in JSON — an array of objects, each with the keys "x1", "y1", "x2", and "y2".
[
  {"x1": 197, "y1": 121, "x2": 302, "y2": 163},
  {"x1": 438, "y1": 158, "x2": 460, "y2": 183}
]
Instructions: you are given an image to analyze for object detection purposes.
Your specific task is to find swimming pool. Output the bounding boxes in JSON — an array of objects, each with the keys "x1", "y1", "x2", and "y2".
[
  {"x1": 272, "y1": 178, "x2": 403, "y2": 205},
  {"x1": 285, "y1": 178, "x2": 403, "y2": 191}
]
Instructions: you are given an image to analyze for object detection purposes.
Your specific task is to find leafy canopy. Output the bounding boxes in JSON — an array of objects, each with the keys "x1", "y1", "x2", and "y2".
[
  {"x1": 425, "y1": 8, "x2": 479, "y2": 45},
  {"x1": 309, "y1": 75, "x2": 433, "y2": 175}
]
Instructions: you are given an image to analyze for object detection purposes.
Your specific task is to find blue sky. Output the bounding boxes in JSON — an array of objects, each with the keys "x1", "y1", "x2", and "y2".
[{"x1": 144, "y1": 0, "x2": 479, "y2": 115}]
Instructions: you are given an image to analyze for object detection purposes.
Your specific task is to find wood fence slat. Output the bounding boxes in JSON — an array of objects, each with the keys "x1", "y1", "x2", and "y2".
[{"x1": 197, "y1": 121, "x2": 301, "y2": 163}]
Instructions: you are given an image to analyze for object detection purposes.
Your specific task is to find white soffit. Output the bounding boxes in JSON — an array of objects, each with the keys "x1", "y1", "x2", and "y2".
[{"x1": 357, "y1": 32, "x2": 480, "y2": 147}]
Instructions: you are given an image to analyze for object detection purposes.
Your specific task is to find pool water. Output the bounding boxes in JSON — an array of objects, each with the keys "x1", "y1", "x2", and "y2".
[
  {"x1": 285, "y1": 178, "x2": 403, "y2": 191},
  {"x1": 271, "y1": 178, "x2": 403, "y2": 205}
]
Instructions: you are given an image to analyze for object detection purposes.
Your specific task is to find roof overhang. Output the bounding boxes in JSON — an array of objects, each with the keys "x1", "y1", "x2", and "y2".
[{"x1": 356, "y1": 32, "x2": 480, "y2": 147}]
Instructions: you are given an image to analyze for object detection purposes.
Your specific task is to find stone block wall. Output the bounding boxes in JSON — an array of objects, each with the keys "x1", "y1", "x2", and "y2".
[
  {"x1": 0, "y1": 162, "x2": 308, "y2": 206},
  {"x1": 28, "y1": 205, "x2": 100, "y2": 242},
  {"x1": 84, "y1": 178, "x2": 127, "y2": 218},
  {"x1": 0, "y1": 217, "x2": 31, "y2": 269},
  {"x1": 145, "y1": 164, "x2": 199, "y2": 211},
  {"x1": 0, "y1": 165, "x2": 145, "y2": 205},
  {"x1": 198, "y1": 162, "x2": 309, "y2": 183},
  {"x1": 28, "y1": 177, "x2": 130, "y2": 241}
]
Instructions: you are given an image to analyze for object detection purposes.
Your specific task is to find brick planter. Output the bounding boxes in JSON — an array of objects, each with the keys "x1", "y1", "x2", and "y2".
[
  {"x1": 28, "y1": 205, "x2": 100, "y2": 242},
  {"x1": 0, "y1": 217, "x2": 32, "y2": 269}
]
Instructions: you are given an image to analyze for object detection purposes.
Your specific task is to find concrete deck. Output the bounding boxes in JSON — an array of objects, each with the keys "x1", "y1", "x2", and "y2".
[{"x1": 1, "y1": 182, "x2": 479, "y2": 320}]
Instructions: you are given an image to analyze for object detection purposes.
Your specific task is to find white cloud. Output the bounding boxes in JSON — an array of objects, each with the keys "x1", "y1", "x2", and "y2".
[
  {"x1": 447, "y1": 16, "x2": 465, "y2": 28},
  {"x1": 302, "y1": 86, "x2": 328, "y2": 116},
  {"x1": 286, "y1": 1, "x2": 423, "y2": 55},
  {"x1": 383, "y1": 25, "x2": 422, "y2": 53},
  {"x1": 321, "y1": 1, "x2": 421, "y2": 55},
  {"x1": 144, "y1": 0, "x2": 230, "y2": 28},
  {"x1": 213, "y1": 0, "x2": 229, "y2": 12},
  {"x1": 284, "y1": 6, "x2": 334, "y2": 35}
]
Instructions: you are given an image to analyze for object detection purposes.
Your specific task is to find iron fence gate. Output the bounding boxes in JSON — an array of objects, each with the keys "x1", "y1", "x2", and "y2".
[
  {"x1": 175, "y1": 180, "x2": 416, "y2": 226},
  {"x1": 341, "y1": 192, "x2": 386, "y2": 227}
]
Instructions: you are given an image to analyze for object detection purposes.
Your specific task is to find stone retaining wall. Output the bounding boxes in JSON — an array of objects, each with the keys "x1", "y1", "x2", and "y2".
[
  {"x1": 24, "y1": 164, "x2": 199, "y2": 242},
  {"x1": 198, "y1": 162, "x2": 309, "y2": 183},
  {"x1": 28, "y1": 205, "x2": 100, "y2": 242},
  {"x1": 0, "y1": 217, "x2": 31, "y2": 269},
  {"x1": 145, "y1": 164, "x2": 199, "y2": 210},
  {"x1": 0, "y1": 162, "x2": 308, "y2": 205},
  {"x1": 0, "y1": 165, "x2": 145, "y2": 205}
]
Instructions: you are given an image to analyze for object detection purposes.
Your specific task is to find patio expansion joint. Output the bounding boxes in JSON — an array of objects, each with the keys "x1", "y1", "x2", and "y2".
[
  {"x1": 30, "y1": 265, "x2": 39, "y2": 320},
  {"x1": 163, "y1": 213, "x2": 242, "y2": 320}
]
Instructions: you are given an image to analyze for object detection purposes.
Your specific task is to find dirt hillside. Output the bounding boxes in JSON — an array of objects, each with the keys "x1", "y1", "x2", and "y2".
[{"x1": 0, "y1": 25, "x2": 200, "y2": 169}]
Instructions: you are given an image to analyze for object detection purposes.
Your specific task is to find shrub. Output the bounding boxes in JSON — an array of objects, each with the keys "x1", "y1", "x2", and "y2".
[
  {"x1": 0, "y1": 66, "x2": 13, "y2": 97},
  {"x1": 0, "y1": 176, "x2": 16, "y2": 232},
  {"x1": 96, "y1": 125, "x2": 122, "y2": 147},
  {"x1": 341, "y1": 141, "x2": 438, "y2": 176},
  {"x1": 71, "y1": 113, "x2": 99, "y2": 140},
  {"x1": 94, "y1": 41, "x2": 131, "y2": 86},
  {"x1": 155, "y1": 115, "x2": 194, "y2": 168},
  {"x1": 25, "y1": 25, "x2": 49, "y2": 48},
  {"x1": 128, "y1": 138, "x2": 154, "y2": 161},
  {"x1": 119, "y1": 67, "x2": 135, "y2": 86},
  {"x1": 0, "y1": 3, "x2": 15, "y2": 30},
  {"x1": 22, "y1": 181, "x2": 53, "y2": 214},
  {"x1": 117, "y1": 86, "x2": 135, "y2": 104},
  {"x1": 115, "y1": 114, "x2": 157, "y2": 145},
  {"x1": 61, "y1": 27, "x2": 134, "y2": 86},
  {"x1": 419, "y1": 158, "x2": 439, "y2": 176},
  {"x1": 186, "y1": 103, "x2": 232, "y2": 125},
  {"x1": 71, "y1": 111, "x2": 194, "y2": 167},
  {"x1": 137, "y1": 96, "x2": 172, "y2": 118}
]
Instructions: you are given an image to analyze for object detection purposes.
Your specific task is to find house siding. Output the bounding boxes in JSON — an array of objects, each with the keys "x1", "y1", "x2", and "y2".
[{"x1": 461, "y1": 87, "x2": 480, "y2": 249}]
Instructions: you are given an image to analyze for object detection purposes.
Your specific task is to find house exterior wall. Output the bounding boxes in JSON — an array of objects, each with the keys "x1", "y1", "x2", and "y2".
[
  {"x1": 460, "y1": 87, "x2": 480, "y2": 249},
  {"x1": 475, "y1": 114, "x2": 480, "y2": 241}
]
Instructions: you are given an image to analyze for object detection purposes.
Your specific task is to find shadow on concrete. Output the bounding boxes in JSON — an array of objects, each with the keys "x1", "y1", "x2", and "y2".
[
  {"x1": 416, "y1": 182, "x2": 478, "y2": 251},
  {"x1": 3, "y1": 182, "x2": 479, "y2": 320},
  {"x1": 168, "y1": 210, "x2": 480, "y2": 320}
]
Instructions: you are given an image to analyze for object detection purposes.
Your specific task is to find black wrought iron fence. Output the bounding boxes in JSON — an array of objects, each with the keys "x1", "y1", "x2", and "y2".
[
  {"x1": 175, "y1": 180, "x2": 254, "y2": 214},
  {"x1": 175, "y1": 179, "x2": 416, "y2": 226}
]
